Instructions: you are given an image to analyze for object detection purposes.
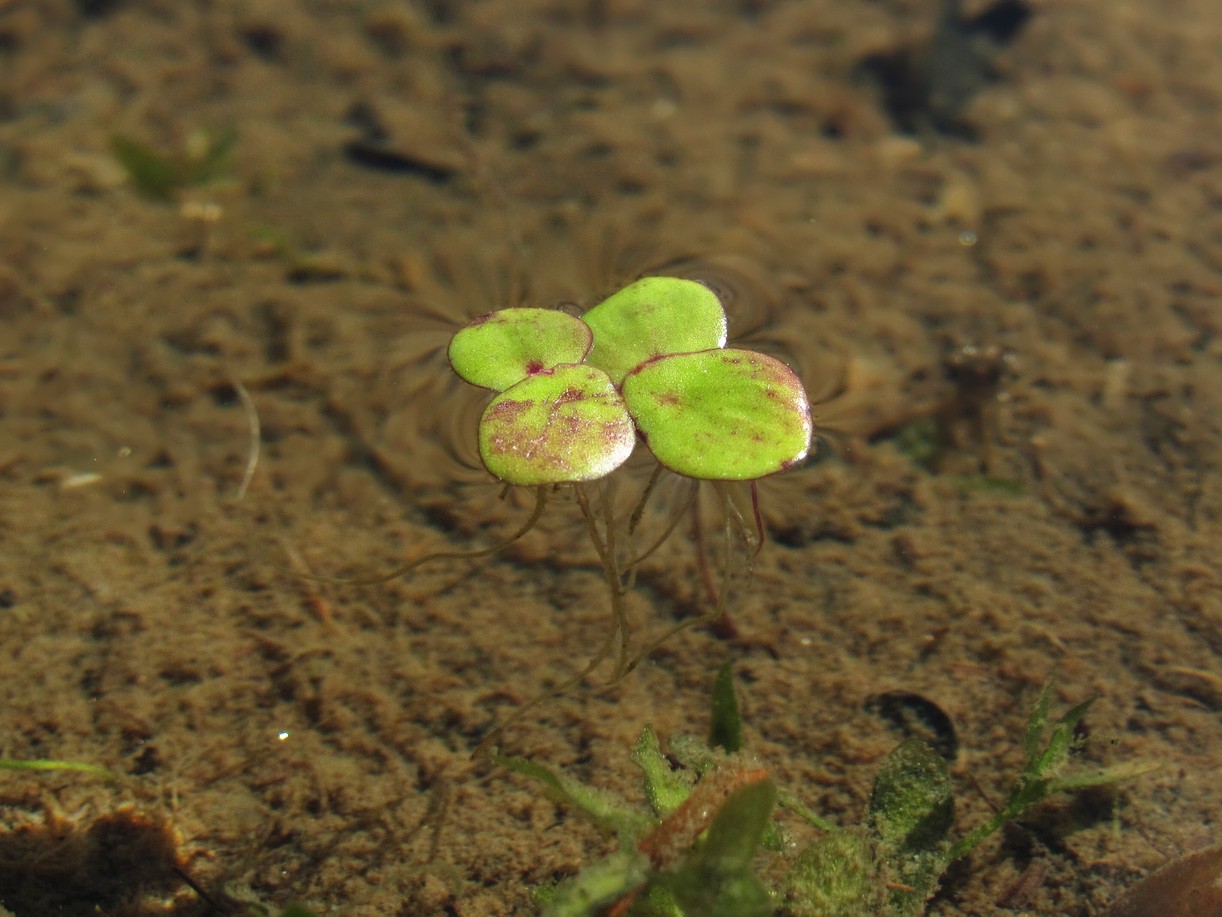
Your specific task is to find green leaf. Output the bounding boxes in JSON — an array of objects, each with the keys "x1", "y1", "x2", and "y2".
[
  {"x1": 184, "y1": 126, "x2": 237, "y2": 185},
  {"x1": 1024, "y1": 682, "x2": 1055, "y2": 761},
  {"x1": 869, "y1": 738, "x2": 953, "y2": 910},
  {"x1": 666, "y1": 734, "x2": 715, "y2": 776},
  {"x1": 448, "y1": 308, "x2": 593, "y2": 392},
  {"x1": 494, "y1": 753, "x2": 653, "y2": 841},
  {"x1": 869, "y1": 739, "x2": 953, "y2": 853},
  {"x1": 623, "y1": 348, "x2": 812, "y2": 481},
  {"x1": 777, "y1": 788, "x2": 839, "y2": 834},
  {"x1": 697, "y1": 777, "x2": 777, "y2": 874},
  {"x1": 1050, "y1": 760, "x2": 1160, "y2": 793},
  {"x1": 632, "y1": 727, "x2": 695, "y2": 820},
  {"x1": 111, "y1": 134, "x2": 182, "y2": 200},
  {"x1": 1022, "y1": 687, "x2": 1095, "y2": 787},
  {"x1": 635, "y1": 885, "x2": 685, "y2": 917},
  {"x1": 541, "y1": 848, "x2": 652, "y2": 917},
  {"x1": 785, "y1": 828, "x2": 882, "y2": 917},
  {"x1": 110, "y1": 128, "x2": 236, "y2": 201},
  {"x1": 478, "y1": 364, "x2": 636, "y2": 485},
  {"x1": 708, "y1": 662, "x2": 743, "y2": 753},
  {"x1": 582, "y1": 277, "x2": 727, "y2": 384},
  {"x1": 0, "y1": 758, "x2": 114, "y2": 779},
  {"x1": 661, "y1": 778, "x2": 777, "y2": 917},
  {"x1": 945, "y1": 689, "x2": 1151, "y2": 865}
]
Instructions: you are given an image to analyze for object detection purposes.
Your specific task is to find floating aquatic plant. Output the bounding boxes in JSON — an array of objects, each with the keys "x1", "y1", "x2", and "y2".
[
  {"x1": 319, "y1": 275, "x2": 812, "y2": 750},
  {"x1": 446, "y1": 276, "x2": 812, "y2": 488}
]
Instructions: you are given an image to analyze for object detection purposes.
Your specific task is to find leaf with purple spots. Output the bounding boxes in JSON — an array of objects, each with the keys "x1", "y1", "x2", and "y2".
[
  {"x1": 622, "y1": 349, "x2": 812, "y2": 481},
  {"x1": 479, "y1": 363, "x2": 636, "y2": 485},
  {"x1": 448, "y1": 308, "x2": 593, "y2": 392}
]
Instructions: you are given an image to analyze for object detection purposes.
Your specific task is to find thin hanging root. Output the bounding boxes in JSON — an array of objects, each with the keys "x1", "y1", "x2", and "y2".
[
  {"x1": 621, "y1": 482, "x2": 747, "y2": 670},
  {"x1": 474, "y1": 480, "x2": 764, "y2": 756},
  {"x1": 277, "y1": 537, "x2": 338, "y2": 630},
  {"x1": 623, "y1": 474, "x2": 698, "y2": 571},
  {"x1": 399, "y1": 768, "x2": 453, "y2": 864},
  {"x1": 289, "y1": 487, "x2": 549, "y2": 586},
  {"x1": 749, "y1": 480, "x2": 765, "y2": 558},
  {"x1": 692, "y1": 487, "x2": 717, "y2": 606},
  {"x1": 708, "y1": 480, "x2": 757, "y2": 638},
  {"x1": 575, "y1": 485, "x2": 632, "y2": 680},
  {"x1": 690, "y1": 485, "x2": 742, "y2": 627},
  {"x1": 475, "y1": 482, "x2": 637, "y2": 758},
  {"x1": 626, "y1": 463, "x2": 663, "y2": 535},
  {"x1": 229, "y1": 374, "x2": 261, "y2": 503},
  {"x1": 717, "y1": 480, "x2": 761, "y2": 558},
  {"x1": 618, "y1": 563, "x2": 729, "y2": 679},
  {"x1": 602, "y1": 486, "x2": 632, "y2": 680}
]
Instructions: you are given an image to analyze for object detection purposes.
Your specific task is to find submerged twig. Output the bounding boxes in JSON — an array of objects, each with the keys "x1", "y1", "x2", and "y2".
[{"x1": 229, "y1": 374, "x2": 260, "y2": 502}]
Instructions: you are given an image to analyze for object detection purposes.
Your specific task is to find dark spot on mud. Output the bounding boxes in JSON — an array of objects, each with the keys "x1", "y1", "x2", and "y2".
[
  {"x1": 866, "y1": 691, "x2": 959, "y2": 762},
  {"x1": 856, "y1": 0, "x2": 1033, "y2": 137}
]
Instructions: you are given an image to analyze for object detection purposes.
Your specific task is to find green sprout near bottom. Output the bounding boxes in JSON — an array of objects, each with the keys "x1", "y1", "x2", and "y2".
[
  {"x1": 111, "y1": 128, "x2": 237, "y2": 201},
  {"x1": 498, "y1": 667, "x2": 1153, "y2": 916},
  {"x1": 0, "y1": 758, "x2": 113, "y2": 779}
]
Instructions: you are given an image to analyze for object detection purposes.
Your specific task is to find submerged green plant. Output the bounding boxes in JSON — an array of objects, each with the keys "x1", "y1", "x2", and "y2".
[
  {"x1": 111, "y1": 127, "x2": 237, "y2": 201},
  {"x1": 499, "y1": 670, "x2": 1152, "y2": 916},
  {"x1": 0, "y1": 757, "x2": 113, "y2": 779}
]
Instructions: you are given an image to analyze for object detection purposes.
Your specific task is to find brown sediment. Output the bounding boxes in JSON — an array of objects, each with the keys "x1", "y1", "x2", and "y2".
[{"x1": 0, "y1": 1, "x2": 1219, "y2": 915}]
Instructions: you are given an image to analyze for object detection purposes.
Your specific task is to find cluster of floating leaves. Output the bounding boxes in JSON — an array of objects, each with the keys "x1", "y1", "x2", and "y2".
[{"x1": 447, "y1": 276, "x2": 813, "y2": 487}]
